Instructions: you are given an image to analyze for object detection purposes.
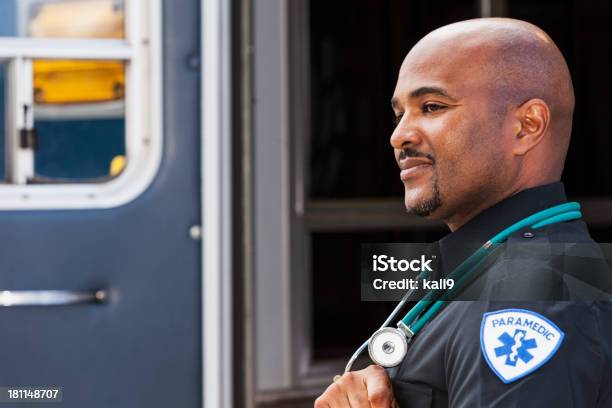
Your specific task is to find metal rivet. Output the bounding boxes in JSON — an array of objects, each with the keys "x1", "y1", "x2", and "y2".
[
  {"x1": 186, "y1": 54, "x2": 201, "y2": 70},
  {"x1": 523, "y1": 231, "x2": 535, "y2": 238},
  {"x1": 95, "y1": 290, "x2": 107, "y2": 302},
  {"x1": 189, "y1": 225, "x2": 202, "y2": 240}
]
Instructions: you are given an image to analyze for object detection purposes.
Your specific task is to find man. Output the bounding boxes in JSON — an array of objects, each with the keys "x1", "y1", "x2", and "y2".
[{"x1": 315, "y1": 18, "x2": 612, "y2": 407}]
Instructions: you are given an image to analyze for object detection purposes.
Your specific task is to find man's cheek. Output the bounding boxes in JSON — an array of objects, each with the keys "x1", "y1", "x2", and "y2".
[
  {"x1": 435, "y1": 158, "x2": 461, "y2": 186},
  {"x1": 436, "y1": 161, "x2": 469, "y2": 199}
]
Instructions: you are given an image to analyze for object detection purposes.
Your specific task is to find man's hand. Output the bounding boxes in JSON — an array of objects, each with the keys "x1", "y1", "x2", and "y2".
[{"x1": 314, "y1": 365, "x2": 399, "y2": 408}]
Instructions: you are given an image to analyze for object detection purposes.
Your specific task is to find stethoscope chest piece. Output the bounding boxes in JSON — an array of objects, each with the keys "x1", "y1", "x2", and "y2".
[{"x1": 368, "y1": 327, "x2": 408, "y2": 368}]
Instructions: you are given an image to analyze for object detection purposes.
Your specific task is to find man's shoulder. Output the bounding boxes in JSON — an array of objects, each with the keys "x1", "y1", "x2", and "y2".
[
  {"x1": 465, "y1": 220, "x2": 612, "y2": 301},
  {"x1": 506, "y1": 219, "x2": 594, "y2": 244}
]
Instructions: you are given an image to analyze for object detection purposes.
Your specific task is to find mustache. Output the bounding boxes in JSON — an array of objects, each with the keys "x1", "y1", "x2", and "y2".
[{"x1": 398, "y1": 148, "x2": 435, "y2": 164}]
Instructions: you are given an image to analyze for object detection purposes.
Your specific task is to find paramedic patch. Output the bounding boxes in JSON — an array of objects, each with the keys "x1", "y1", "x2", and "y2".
[{"x1": 480, "y1": 309, "x2": 564, "y2": 384}]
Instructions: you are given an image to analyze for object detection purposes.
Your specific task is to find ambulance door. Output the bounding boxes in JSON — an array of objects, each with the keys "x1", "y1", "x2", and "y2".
[{"x1": 0, "y1": 1, "x2": 202, "y2": 407}]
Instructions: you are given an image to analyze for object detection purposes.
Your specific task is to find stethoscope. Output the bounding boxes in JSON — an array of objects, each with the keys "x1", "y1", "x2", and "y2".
[{"x1": 344, "y1": 201, "x2": 582, "y2": 372}]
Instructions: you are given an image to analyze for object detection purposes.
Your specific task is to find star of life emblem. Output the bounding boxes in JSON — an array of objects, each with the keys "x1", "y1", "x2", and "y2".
[{"x1": 480, "y1": 309, "x2": 564, "y2": 383}]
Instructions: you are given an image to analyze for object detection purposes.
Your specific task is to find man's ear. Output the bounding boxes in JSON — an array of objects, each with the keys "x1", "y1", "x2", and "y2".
[{"x1": 512, "y1": 98, "x2": 550, "y2": 156}]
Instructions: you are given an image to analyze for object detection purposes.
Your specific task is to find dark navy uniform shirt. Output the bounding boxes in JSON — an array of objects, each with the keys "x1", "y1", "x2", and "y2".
[{"x1": 388, "y1": 183, "x2": 612, "y2": 408}]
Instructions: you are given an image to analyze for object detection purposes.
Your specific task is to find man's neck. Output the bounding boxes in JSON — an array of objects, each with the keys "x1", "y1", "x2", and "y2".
[
  {"x1": 442, "y1": 180, "x2": 562, "y2": 232},
  {"x1": 444, "y1": 188, "x2": 520, "y2": 232},
  {"x1": 437, "y1": 182, "x2": 568, "y2": 272}
]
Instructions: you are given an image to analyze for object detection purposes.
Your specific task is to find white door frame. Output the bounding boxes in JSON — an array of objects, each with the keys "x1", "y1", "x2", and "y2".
[{"x1": 202, "y1": 0, "x2": 233, "y2": 406}]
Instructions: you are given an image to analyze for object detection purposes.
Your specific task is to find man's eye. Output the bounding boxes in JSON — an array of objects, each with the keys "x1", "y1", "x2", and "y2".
[
  {"x1": 393, "y1": 114, "x2": 403, "y2": 126},
  {"x1": 422, "y1": 103, "x2": 447, "y2": 114}
]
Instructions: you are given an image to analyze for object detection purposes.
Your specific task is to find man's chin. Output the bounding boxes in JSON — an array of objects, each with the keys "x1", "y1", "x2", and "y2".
[
  {"x1": 405, "y1": 203, "x2": 437, "y2": 217},
  {"x1": 404, "y1": 193, "x2": 442, "y2": 217}
]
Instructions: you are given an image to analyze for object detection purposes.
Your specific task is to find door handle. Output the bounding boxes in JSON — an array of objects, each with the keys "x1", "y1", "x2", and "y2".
[{"x1": 0, "y1": 290, "x2": 107, "y2": 306}]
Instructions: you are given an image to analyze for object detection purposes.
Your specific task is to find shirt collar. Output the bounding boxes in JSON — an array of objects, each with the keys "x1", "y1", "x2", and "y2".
[{"x1": 438, "y1": 182, "x2": 568, "y2": 273}]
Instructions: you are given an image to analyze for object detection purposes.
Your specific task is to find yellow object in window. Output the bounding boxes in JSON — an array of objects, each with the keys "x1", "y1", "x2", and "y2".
[
  {"x1": 29, "y1": 0, "x2": 125, "y2": 105},
  {"x1": 110, "y1": 155, "x2": 126, "y2": 177},
  {"x1": 33, "y1": 60, "x2": 124, "y2": 104}
]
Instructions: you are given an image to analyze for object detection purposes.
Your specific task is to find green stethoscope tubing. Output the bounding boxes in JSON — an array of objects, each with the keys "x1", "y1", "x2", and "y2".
[{"x1": 345, "y1": 201, "x2": 582, "y2": 372}]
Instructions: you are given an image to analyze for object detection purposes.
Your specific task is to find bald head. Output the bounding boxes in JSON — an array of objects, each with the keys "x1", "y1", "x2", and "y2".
[
  {"x1": 406, "y1": 18, "x2": 574, "y2": 131},
  {"x1": 391, "y1": 18, "x2": 576, "y2": 229}
]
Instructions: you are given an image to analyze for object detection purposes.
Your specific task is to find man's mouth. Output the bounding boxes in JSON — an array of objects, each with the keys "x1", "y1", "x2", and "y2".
[{"x1": 399, "y1": 158, "x2": 433, "y2": 181}]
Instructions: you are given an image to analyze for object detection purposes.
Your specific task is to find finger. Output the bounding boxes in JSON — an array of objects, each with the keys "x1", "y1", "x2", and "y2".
[
  {"x1": 313, "y1": 396, "x2": 331, "y2": 408},
  {"x1": 336, "y1": 372, "x2": 370, "y2": 408},
  {"x1": 315, "y1": 383, "x2": 351, "y2": 408},
  {"x1": 364, "y1": 365, "x2": 394, "y2": 408}
]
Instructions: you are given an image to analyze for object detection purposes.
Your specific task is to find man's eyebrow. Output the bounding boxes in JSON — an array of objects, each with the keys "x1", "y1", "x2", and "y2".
[
  {"x1": 391, "y1": 86, "x2": 457, "y2": 109},
  {"x1": 410, "y1": 86, "x2": 456, "y2": 100}
]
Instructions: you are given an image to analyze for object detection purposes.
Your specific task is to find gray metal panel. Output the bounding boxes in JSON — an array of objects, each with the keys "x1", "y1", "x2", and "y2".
[
  {"x1": 0, "y1": 0, "x2": 202, "y2": 406},
  {"x1": 254, "y1": 0, "x2": 291, "y2": 391}
]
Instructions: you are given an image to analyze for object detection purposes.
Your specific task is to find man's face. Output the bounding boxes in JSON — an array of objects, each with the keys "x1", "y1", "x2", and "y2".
[{"x1": 390, "y1": 43, "x2": 512, "y2": 223}]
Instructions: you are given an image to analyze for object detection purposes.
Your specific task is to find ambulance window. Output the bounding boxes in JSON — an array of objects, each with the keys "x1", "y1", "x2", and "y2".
[
  {"x1": 0, "y1": 0, "x2": 161, "y2": 209},
  {"x1": 32, "y1": 59, "x2": 126, "y2": 182}
]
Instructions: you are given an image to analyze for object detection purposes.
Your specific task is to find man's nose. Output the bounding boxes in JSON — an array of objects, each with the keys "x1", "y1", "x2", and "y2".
[{"x1": 390, "y1": 120, "x2": 423, "y2": 150}]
